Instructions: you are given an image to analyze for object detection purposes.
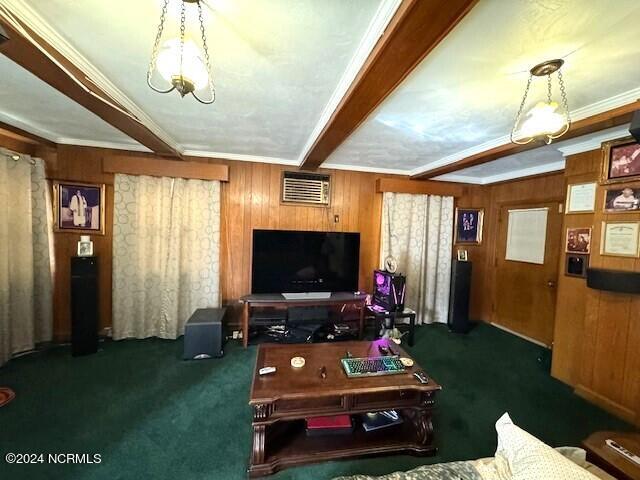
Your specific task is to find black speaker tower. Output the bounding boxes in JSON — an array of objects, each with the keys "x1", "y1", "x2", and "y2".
[
  {"x1": 71, "y1": 256, "x2": 99, "y2": 356},
  {"x1": 448, "y1": 259, "x2": 473, "y2": 333}
]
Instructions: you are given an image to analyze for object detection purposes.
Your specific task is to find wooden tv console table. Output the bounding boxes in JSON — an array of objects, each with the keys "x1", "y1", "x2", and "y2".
[
  {"x1": 248, "y1": 340, "x2": 441, "y2": 477},
  {"x1": 240, "y1": 292, "x2": 368, "y2": 348}
]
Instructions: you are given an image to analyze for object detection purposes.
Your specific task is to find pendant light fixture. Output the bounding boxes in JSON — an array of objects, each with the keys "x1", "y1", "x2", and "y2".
[
  {"x1": 147, "y1": 0, "x2": 215, "y2": 104},
  {"x1": 511, "y1": 59, "x2": 570, "y2": 145}
]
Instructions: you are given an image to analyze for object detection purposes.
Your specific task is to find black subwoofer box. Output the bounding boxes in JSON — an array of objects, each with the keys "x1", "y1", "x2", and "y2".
[{"x1": 183, "y1": 308, "x2": 226, "y2": 360}]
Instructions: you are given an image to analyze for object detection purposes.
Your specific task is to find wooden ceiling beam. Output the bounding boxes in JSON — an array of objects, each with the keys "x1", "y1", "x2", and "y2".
[
  {"x1": 0, "y1": 15, "x2": 181, "y2": 159},
  {"x1": 299, "y1": 0, "x2": 479, "y2": 171},
  {"x1": 411, "y1": 100, "x2": 640, "y2": 180}
]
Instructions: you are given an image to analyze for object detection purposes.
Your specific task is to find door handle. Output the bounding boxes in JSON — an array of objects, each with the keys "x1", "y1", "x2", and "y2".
[{"x1": 547, "y1": 281, "x2": 556, "y2": 288}]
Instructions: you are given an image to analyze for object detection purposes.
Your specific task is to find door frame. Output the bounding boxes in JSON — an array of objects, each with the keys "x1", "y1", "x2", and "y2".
[{"x1": 489, "y1": 197, "x2": 565, "y2": 345}]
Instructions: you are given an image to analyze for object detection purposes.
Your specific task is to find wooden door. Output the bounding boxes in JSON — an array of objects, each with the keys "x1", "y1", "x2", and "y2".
[{"x1": 493, "y1": 202, "x2": 563, "y2": 346}]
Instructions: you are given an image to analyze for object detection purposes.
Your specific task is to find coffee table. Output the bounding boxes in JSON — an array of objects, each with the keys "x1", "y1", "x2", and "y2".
[
  {"x1": 248, "y1": 339, "x2": 441, "y2": 477},
  {"x1": 583, "y1": 431, "x2": 640, "y2": 480}
]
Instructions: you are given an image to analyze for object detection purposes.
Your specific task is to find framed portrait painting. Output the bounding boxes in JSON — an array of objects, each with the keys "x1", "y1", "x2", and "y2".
[
  {"x1": 601, "y1": 136, "x2": 640, "y2": 184},
  {"x1": 603, "y1": 186, "x2": 640, "y2": 212},
  {"x1": 565, "y1": 227, "x2": 592, "y2": 254},
  {"x1": 53, "y1": 181, "x2": 105, "y2": 234},
  {"x1": 454, "y1": 208, "x2": 484, "y2": 245}
]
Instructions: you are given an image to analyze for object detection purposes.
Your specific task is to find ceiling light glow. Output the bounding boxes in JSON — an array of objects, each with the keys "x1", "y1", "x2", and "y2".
[
  {"x1": 147, "y1": 0, "x2": 215, "y2": 104},
  {"x1": 511, "y1": 59, "x2": 570, "y2": 145}
]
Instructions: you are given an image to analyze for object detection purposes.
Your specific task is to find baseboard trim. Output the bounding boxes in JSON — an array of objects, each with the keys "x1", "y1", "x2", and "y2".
[
  {"x1": 575, "y1": 384, "x2": 637, "y2": 424},
  {"x1": 490, "y1": 322, "x2": 550, "y2": 348}
]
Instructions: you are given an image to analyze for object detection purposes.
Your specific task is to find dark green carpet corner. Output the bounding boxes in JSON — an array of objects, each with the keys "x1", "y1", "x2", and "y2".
[{"x1": 0, "y1": 323, "x2": 631, "y2": 479}]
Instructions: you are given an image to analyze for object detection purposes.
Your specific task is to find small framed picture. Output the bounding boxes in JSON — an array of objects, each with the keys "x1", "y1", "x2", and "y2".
[
  {"x1": 77, "y1": 240, "x2": 94, "y2": 257},
  {"x1": 601, "y1": 136, "x2": 640, "y2": 184},
  {"x1": 457, "y1": 250, "x2": 468, "y2": 261},
  {"x1": 601, "y1": 221, "x2": 640, "y2": 258},
  {"x1": 566, "y1": 227, "x2": 592, "y2": 254},
  {"x1": 565, "y1": 254, "x2": 589, "y2": 278},
  {"x1": 603, "y1": 186, "x2": 640, "y2": 212},
  {"x1": 53, "y1": 182, "x2": 105, "y2": 235},
  {"x1": 566, "y1": 182, "x2": 596, "y2": 214},
  {"x1": 454, "y1": 208, "x2": 484, "y2": 245}
]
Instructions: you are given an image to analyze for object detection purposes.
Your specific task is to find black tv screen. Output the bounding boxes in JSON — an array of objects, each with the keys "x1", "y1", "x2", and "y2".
[{"x1": 251, "y1": 230, "x2": 360, "y2": 294}]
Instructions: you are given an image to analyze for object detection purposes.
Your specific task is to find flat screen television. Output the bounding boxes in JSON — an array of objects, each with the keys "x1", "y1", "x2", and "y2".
[{"x1": 251, "y1": 229, "x2": 360, "y2": 294}]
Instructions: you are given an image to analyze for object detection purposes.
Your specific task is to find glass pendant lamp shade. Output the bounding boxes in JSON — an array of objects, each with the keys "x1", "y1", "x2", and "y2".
[
  {"x1": 156, "y1": 39, "x2": 209, "y2": 90},
  {"x1": 147, "y1": 0, "x2": 215, "y2": 104},
  {"x1": 511, "y1": 59, "x2": 570, "y2": 145}
]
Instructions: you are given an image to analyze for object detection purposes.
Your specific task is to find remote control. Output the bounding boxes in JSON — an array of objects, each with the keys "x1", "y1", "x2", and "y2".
[
  {"x1": 259, "y1": 366, "x2": 276, "y2": 375},
  {"x1": 413, "y1": 371, "x2": 429, "y2": 384},
  {"x1": 606, "y1": 439, "x2": 640, "y2": 466}
]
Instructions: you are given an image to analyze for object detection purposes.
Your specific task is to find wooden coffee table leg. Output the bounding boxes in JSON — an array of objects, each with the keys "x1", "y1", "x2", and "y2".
[{"x1": 250, "y1": 424, "x2": 266, "y2": 465}]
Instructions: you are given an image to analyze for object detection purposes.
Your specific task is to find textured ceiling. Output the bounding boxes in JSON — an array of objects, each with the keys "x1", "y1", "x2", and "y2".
[
  {"x1": 19, "y1": 0, "x2": 386, "y2": 159},
  {"x1": 1, "y1": 0, "x2": 638, "y2": 183},
  {"x1": 325, "y1": 0, "x2": 640, "y2": 175},
  {"x1": 0, "y1": 54, "x2": 142, "y2": 147}
]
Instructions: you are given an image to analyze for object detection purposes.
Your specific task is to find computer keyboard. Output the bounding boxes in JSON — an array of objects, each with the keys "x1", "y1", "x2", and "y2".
[{"x1": 341, "y1": 356, "x2": 406, "y2": 378}]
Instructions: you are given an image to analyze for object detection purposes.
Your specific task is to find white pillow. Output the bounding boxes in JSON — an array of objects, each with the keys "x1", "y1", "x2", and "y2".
[{"x1": 494, "y1": 413, "x2": 599, "y2": 480}]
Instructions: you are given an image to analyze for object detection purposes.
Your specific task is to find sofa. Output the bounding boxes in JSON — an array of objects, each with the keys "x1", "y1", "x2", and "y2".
[{"x1": 334, "y1": 414, "x2": 614, "y2": 480}]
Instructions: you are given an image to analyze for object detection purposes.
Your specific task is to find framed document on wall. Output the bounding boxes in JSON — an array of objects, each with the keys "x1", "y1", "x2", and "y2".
[
  {"x1": 565, "y1": 182, "x2": 596, "y2": 214},
  {"x1": 601, "y1": 221, "x2": 640, "y2": 258}
]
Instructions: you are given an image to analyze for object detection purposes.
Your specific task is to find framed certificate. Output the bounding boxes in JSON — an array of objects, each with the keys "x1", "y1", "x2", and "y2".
[
  {"x1": 566, "y1": 182, "x2": 596, "y2": 213},
  {"x1": 601, "y1": 221, "x2": 640, "y2": 258}
]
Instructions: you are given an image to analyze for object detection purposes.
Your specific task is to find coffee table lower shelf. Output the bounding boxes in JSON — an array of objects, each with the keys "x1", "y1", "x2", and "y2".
[{"x1": 248, "y1": 415, "x2": 436, "y2": 477}]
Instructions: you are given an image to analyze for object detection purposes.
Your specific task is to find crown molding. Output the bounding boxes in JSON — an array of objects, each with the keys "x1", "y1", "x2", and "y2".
[
  {"x1": 0, "y1": 0, "x2": 180, "y2": 153},
  {"x1": 410, "y1": 135, "x2": 509, "y2": 177},
  {"x1": 320, "y1": 162, "x2": 408, "y2": 175},
  {"x1": 0, "y1": 111, "x2": 58, "y2": 142},
  {"x1": 296, "y1": 0, "x2": 401, "y2": 165},
  {"x1": 56, "y1": 138, "x2": 151, "y2": 153},
  {"x1": 556, "y1": 124, "x2": 631, "y2": 157},
  {"x1": 480, "y1": 160, "x2": 565, "y2": 185},
  {"x1": 411, "y1": 87, "x2": 640, "y2": 177},
  {"x1": 435, "y1": 160, "x2": 565, "y2": 185},
  {"x1": 432, "y1": 174, "x2": 484, "y2": 184},
  {"x1": 183, "y1": 149, "x2": 299, "y2": 166}
]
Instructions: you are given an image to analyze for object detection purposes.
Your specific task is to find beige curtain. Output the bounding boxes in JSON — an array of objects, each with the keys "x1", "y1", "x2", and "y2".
[
  {"x1": 112, "y1": 174, "x2": 221, "y2": 340},
  {"x1": 380, "y1": 193, "x2": 453, "y2": 325},
  {"x1": 0, "y1": 150, "x2": 54, "y2": 366}
]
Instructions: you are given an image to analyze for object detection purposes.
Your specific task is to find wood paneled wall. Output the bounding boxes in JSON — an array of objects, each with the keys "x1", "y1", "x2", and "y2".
[
  {"x1": 552, "y1": 150, "x2": 640, "y2": 426},
  {"x1": 456, "y1": 173, "x2": 566, "y2": 323},
  {"x1": 218, "y1": 159, "x2": 393, "y2": 327},
  {"x1": 34, "y1": 144, "x2": 400, "y2": 337}
]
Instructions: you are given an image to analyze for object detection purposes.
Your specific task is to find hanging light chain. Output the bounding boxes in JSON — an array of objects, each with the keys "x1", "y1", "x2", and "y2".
[
  {"x1": 196, "y1": 0, "x2": 216, "y2": 103},
  {"x1": 179, "y1": 0, "x2": 186, "y2": 80},
  {"x1": 557, "y1": 69, "x2": 570, "y2": 126},
  {"x1": 147, "y1": 0, "x2": 170, "y2": 83},
  {"x1": 147, "y1": 0, "x2": 215, "y2": 103},
  {"x1": 510, "y1": 73, "x2": 533, "y2": 144}
]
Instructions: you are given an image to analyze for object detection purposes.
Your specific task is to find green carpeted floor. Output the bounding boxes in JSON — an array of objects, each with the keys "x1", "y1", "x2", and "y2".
[{"x1": 0, "y1": 323, "x2": 632, "y2": 480}]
